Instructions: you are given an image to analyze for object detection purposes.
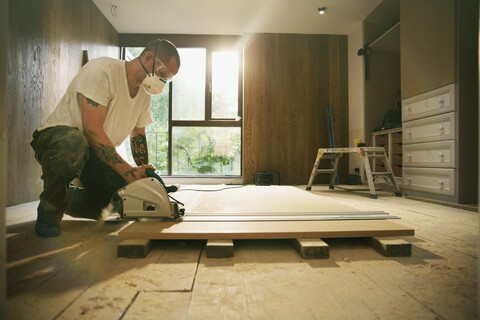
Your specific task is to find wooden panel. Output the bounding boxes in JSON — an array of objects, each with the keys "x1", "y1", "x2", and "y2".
[
  {"x1": 243, "y1": 33, "x2": 348, "y2": 185},
  {"x1": 120, "y1": 186, "x2": 414, "y2": 239},
  {"x1": 456, "y1": 0, "x2": 479, "y2": 204},
  {"x1": 0, "y1": 0, "x2": 8, "y2": 314},
  {"x1": 119, "y1": 220, "x2": 414, "y2": 240},
  {"x1": 174, "y1": 186, "x2": 359, "y2": 214},
  {"x1": 7, "y1": 0, "x2": 119, "y2": 205},
  {"x1": 400, "y1": 0, "x2": 455, "y2": 99}
]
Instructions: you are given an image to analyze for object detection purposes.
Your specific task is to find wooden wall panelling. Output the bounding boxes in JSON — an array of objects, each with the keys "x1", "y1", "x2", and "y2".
[
  {"x1": 7, "y1": 0, "x2": 119, "y2": 206},
  {"x1": 8, "y1": 0, "x2": 44, "y2": 206},
  {"x1": 1, "y1": 0, "x2": 8, "y2": 314},
  {"x1": 456, "y1": 0, "x2": 478, "y2": 203},
  {"x1": 243, "y1": 33, "x2": 348, "y2": 185}
]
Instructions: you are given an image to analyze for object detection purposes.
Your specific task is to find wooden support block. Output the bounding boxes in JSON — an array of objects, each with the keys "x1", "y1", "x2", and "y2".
[
  {"x1": 366, "y1": 237, "x2": 412, "y2": 257},
  {"x1": 206, "y1": 240, "x2": 234, "y2": 258},
  {"x1": 291, "y1": 239, "x2": 329, "y2": 259},
  {"x1": 117, "y1": 239, "x2": 154, "y2": 258}
]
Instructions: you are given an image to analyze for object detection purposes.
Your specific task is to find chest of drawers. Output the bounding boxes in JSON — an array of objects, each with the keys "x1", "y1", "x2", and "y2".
[{"x1": 402, "y1": 84, "x2": 458, "y2": 202}]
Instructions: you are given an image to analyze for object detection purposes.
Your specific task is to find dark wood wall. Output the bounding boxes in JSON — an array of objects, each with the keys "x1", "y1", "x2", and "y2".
[
  {"x1": 7, "y1": 0, "x2": 119, "y2": 206},
  {"x1": 243, "y1": 33, "x2": 349, "y2": 185},
  {"x1": 1, "y1": 0, "x2": 8, "y2": 312}
]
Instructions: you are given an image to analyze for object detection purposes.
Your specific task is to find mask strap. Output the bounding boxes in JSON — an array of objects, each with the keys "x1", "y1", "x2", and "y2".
[
  {"x1": 138, "y1": 57, "x2": 150, "y2": 76},
  {"x1": 138, "y1": 40, "x2": 162, "y2": 76}
]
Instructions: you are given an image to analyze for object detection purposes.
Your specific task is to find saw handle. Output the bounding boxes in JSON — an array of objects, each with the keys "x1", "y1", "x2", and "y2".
[{"x1": 145, "y1": 168, "x2": 167, "y2": 189}]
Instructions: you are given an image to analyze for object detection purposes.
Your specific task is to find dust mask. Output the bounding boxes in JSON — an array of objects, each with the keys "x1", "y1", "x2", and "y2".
[
  {"x1": 138, "y1": 42, "x2": 173, "y2": 95},
  {"x1": 141, "y1": 71, "x2": 166, "y2": 95}
]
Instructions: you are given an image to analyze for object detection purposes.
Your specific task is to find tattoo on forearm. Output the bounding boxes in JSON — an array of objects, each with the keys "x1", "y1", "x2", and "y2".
[
  {"x1": 85, "y1": 129, "x2": 98, "y2": 138},
  {"x1": 125, "y1": 168, "x2": 136, "y2": 179},
  {"x1": 95, "y1": 143, "x2": 124, "y2": 165},
  {"x1": 86, "y1": 98, "x2": 100, "y2": 107},
  {"x1": 130, "y1": 134, "x2": 148, "y2": 165}
]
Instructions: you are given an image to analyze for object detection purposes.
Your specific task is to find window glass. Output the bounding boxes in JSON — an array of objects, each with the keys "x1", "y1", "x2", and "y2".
[
  {"x1": 172, "y1": 127, "x2": 241, "y2": 176},
  {"x1": 145, "y1": 87, "x2": 170, "y2": 174},
  {"x1": 212, "y1": 51, "x2": 239, "y2": 119},
  {"x1": 172, "y1": 48, "x2": 206, "y2": 120}
]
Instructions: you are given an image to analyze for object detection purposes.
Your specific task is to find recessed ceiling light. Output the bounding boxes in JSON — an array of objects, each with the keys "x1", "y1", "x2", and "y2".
[{"x1": 318, "y1": 7, "x2": 326, "y2": 15}]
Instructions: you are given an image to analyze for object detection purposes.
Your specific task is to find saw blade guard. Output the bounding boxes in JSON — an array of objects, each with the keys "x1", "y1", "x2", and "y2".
[{"x1": 117, "y1": 177, "x2": 180, "y2": 219}]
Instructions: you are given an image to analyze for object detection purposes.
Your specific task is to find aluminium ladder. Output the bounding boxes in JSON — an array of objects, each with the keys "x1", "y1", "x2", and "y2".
[{"x1": 306, "y1": 147, "x2": 402, "y2": 199}]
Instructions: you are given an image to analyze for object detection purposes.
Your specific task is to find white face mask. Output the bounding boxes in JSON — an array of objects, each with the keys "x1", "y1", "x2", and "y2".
[
  {"x1": 142, "y1": 73, "x2": 166, "y2": 95},
  {"x1": 138, "y1": 42, "x2": 174, "y2": 96}
]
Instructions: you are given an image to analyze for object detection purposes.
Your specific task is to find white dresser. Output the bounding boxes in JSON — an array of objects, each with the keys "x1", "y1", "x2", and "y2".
[{"x1": 402, "y1": 84, "x2": 458, "y2": 202}]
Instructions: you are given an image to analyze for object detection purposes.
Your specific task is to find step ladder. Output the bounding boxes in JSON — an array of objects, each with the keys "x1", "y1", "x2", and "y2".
[{"x1": 306, "y1": 147, "x2": 402, "y2": 199}]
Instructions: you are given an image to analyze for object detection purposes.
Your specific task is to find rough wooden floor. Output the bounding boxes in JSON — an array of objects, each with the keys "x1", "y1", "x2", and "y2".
[{"x1": 6, "y1": 186, "x2": 478, "y2": 319}]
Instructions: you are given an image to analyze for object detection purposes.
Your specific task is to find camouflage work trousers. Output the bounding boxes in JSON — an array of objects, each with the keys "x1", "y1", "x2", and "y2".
[{"x1": 31, "y1": 125, "x2": 127, "y2": 222}]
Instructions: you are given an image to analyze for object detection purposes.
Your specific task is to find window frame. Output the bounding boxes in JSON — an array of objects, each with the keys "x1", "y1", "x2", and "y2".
[{"x1": 120, "y1": 34, "x2": 243, "y2": 177}]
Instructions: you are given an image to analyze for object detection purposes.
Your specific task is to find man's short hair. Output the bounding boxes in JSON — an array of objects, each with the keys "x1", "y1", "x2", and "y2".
[{"x1": 140, "y1": 39, "x2": 181, "y2": 68}]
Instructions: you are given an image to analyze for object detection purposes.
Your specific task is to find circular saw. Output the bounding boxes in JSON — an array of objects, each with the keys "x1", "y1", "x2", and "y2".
[{"x1": 114, "y1": 168, "x2": 185, "y2": 220}]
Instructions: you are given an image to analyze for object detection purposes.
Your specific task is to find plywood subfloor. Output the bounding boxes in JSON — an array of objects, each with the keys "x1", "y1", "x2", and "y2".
[
  {"x1": 119, "y1": 186, "x2": 413, "y2": 240},
  {"x1": 6, "y1": 185, "x2": 478, "y2": 319}
]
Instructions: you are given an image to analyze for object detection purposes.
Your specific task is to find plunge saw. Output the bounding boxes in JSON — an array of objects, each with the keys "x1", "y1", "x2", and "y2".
[{"x1": 113, "y1": 168, "x2": 185, "y2": 220}]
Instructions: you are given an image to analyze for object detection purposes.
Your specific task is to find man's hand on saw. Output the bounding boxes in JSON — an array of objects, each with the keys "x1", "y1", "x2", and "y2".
[{"x1": 124, "y1": 164, "x2": 156, "y2": 184}]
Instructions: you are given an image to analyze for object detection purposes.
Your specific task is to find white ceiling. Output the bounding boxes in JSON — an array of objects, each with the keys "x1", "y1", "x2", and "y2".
[{"x1": 92, "y1": 0, "x2": 381, "y2": 36}]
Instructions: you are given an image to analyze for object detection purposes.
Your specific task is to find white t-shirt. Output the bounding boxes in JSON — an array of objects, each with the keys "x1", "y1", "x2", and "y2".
[{"x1": 38, "y1": 57, "x2": 152, "y2": 147}]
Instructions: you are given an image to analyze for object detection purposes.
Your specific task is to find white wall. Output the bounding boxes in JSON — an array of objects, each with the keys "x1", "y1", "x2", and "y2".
[{"x1": 347, "y1": 22, "x2": 365, "y2": 174}]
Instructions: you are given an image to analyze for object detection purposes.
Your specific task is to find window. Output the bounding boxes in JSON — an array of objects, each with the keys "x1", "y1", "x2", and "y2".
[{"x1": 119, "y1": 38, "x2": 242, "y2": 177}]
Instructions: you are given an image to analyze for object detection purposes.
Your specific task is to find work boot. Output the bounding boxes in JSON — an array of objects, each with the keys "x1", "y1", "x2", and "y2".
[
  {"x1": 35, "y1": 200, "x2": 62, "y2": 238},
  {"x1": 35, "y1": 217, "x2": 61, "y2": 238}
]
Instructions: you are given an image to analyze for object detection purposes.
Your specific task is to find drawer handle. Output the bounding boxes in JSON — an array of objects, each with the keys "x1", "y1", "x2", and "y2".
[
  {"x1": 439, "y1": 152, "x2": 445, "y2": 160},
  {"x1": 439, "y1": 98, "x2": 444, "y2": 104},
  {"x1": 406, "y1": 177, "x2": 412, "y2": 184},
  {"x1": 407, "y1": 106, "x2": 412, "y2": 112},
  {"x1": 439, "y1": 179, "x2": 444, "y2": 189},
  {"x1": 439, "y1": 125, "x2": 444, "y2": 131},
  {"x1": 407, "y1": 130, "x2": 412, "y2": 135},
  {"x1": 407, "y1": 154, "x2": 412, "y2": 161}
]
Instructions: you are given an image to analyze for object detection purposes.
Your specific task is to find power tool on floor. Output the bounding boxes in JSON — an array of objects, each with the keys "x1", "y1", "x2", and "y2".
[{"x1": 113, "y1": 168, "x2": 185, "y2": 220}]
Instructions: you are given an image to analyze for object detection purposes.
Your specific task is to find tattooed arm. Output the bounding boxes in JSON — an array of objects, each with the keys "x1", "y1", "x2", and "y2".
[
  {"x1": 130, "y1": 127, "x2": 149, "y2": 166},
  {"x1": 80, "y1": 94, "x2": 152, "y2": 183}
]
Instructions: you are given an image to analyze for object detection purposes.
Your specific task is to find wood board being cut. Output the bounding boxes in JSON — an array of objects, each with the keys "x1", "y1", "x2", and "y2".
[{"x1": 118, "y1": 186, "x2": 414, "y2": 240}]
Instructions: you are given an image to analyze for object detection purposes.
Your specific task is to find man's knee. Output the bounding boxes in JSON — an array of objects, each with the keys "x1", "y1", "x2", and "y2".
[{"x1": 34, "y1": 126, "x2": 89, "y2": 180}]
